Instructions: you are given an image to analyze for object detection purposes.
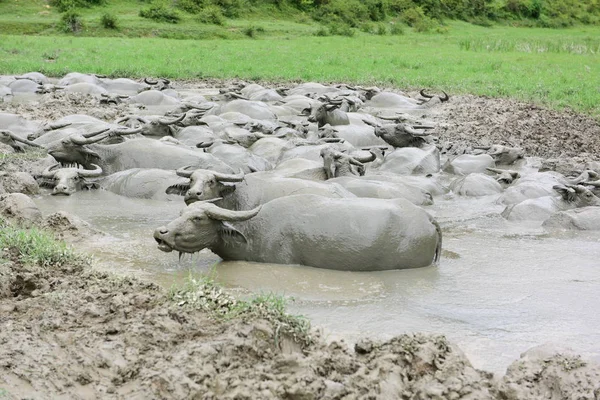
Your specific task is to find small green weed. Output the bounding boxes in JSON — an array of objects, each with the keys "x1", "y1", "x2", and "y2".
[{"x1": 244, "y1": 25, "x2": 265, "y2": 38}]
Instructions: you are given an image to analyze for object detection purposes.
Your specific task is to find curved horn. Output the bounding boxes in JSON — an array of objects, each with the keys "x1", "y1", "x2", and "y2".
[
  {"x1": 203, "y1": 203, "x2": 261, "y2": 222},
  {"x1": 77, "y1": 164, "x2": 103, "y2": 177},
  {"x1": 486, "y1": 167, "x2": 506, "y2": 174},
  {"x1": 82, "y1": 127, "x2": 111, "y2": 139},
  {"x1": 353, "y1": 151, "x2": 376, "y2": 163},
  {"x1": 114, "y1": 127, "x2": 143, "y2": 136},
  {"x1": 175, "y1": 165, "x2": 196, "y2": 178},
  {"x1": 161, "y1": 78, "x2": 171, "y2": 85},
  {"x1": 439, "y1": 91, "x2": 449, "y2": 102},
  {"x1": 196, "y1": 141, "x2": 215, "y2": 149},
  {"x1": 419, "y1": 89, "x2": 434, "y2": 99},
  {"x1": 158, "y1": 114, "x2": 185, "y2": 125},
  {"x1": 70, "y1": 132, "x2": 110, "y2": 146},
  {"x1": 5, "y1": 130, "x2": 44, "y2": 148},
  {"x1": 144, "y1": 78, "x2": 158, "y2": 85},
  {"x1": 213, "y1": 171, "x2": 245, "y2": 182},
  {"x1": 404, "y1": 125, "x2": 430, "y2": 136},
  {"x1": 583, "y1": 180, "x2": 600, "y2": 188},
  {"x1": 41, "y1": 164, "x2": 60, "y2": 178}
]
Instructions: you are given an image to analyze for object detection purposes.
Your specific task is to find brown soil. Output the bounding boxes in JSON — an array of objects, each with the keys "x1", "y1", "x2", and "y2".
[{"x1": 429, "y1": 94, "x2": 600, "y2": 162}]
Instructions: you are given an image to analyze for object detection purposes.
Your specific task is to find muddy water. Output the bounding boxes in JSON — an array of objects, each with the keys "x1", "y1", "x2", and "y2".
[{"x1": 34, "y1": 189, "x2": 600, "y2": 374}]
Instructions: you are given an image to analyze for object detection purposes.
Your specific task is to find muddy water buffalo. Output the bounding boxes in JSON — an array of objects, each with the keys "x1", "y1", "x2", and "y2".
[
  {"x1": 47, "y1": 137, "x2": 235, "y2": 174},
  {"x1": 542, "y1": 206, "x2": 600, "y2": 230},
  {"x1": 166, "y1": 167, "x2": 354, "y2": 208},
  {"x1": 502, "y1": 184, "x2": 600, "y2": 221},
  {"x1": 35, "y1": 164, "x2": 103, "y2": 195},
  {"x1": 154, "y1": 195, "x2": 442, "y2": 271}
]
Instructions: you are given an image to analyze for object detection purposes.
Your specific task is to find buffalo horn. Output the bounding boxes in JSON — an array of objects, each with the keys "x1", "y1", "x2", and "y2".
[
  {"x1": 144, "y1": 78, "x2": 158, "y2": 85},
  {"x1": 213, "y1": 171, "x2": 245, "y2": 182},
  {"x1": 196, "y1": 141, "x2": 214, "y2": 149},
  {"x1": 353, "y1": 151, "x2": 376, "y2": 163},
  {"x1": 158, "y1": 114, "x2": 185, "y2": 125},
  {"x1": 4, "y1": 130, "x2": 44, "y2": 148},
  {"x1": 203, "y1": 203, "x2": 261, "y2": 222},
  {"x1": 41, "y1": 164, "x2": 61, "y2": 178},
  {"x1": 439, "y1": 91, "x2": 450, "y2": 102},
  {"x1": 77, "y1": 164, "x2": 103, "y2": 177},
  {"x1": 82, "y1": 127, "x2": 111, "y2": 139},
  {"x1": 420, "y1": 89, "x2": 434, "y2": 99},
  {"x1": 175, "y1": 165, "x2": 196, "y2": 178}
]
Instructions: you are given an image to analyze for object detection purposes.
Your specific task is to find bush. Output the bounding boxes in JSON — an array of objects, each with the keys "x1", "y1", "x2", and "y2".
[
  {"x1": 244, "y1": 25, "x2": 265, "y2": 38},
  {"x1": 390, "y1": 22, "x2": 404, "y2": 35},
  {"x1": 376, "y1": 23, "x2": 387, "y2": 35},
  {"x1": 327, "y1": 22, "x2": 355, "y2": 37},
  {"x1": 139, "y1": 2, "x2": 181, "y2": 23},
  {"x1": 314, "y1": 26, "x2": 330, "y2": 36},
  {"x1": 50, "y1": 0, "x2": 103, "y2": 12},
  {"x1": 401, "y1": 6, "x2": 426, "y2": 26},
  {"x1": 197, "y1": 5, "x2": 225, "y2": 24},
  {"x1": 213, "y1": 0, "x2": 246, "y2": 18},
  {"x1": 59, "y1": 9, "x2": 84, "y2": 33},
  {"x1": 100, "y1": 12, "x2": 118, "y2": 29}
]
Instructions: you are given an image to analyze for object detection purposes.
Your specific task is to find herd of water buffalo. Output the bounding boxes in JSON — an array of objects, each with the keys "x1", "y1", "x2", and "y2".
[{"x1": 2, "y1": 71, "x2": 600, "y2": 271}]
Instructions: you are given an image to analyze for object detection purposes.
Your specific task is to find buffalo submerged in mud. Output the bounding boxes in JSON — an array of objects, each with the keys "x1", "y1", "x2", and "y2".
[{"x1": 2, "y1": 72, "x2": 600, "y2": 395}]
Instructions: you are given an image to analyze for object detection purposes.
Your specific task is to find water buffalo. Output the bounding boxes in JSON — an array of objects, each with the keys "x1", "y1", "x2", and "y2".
[
  {"x1": 449, "y1": 173, "x2": 503, "y2": 197},
  {"x1": 154, "y1": 194, "x2": 442, "y2": 271},
  {"x1": 166, "y1": 167, "x2": 354, "y2": 209},
  {"x1": 35, "y1": 164, "x2": 103, "y2": 195},
  {"x1": 542, "y1": 206, "x2": 600, "y2": 230},
  {"x1": 306, "y1": 103, "x2": 350, "y2": 128},
  {"x1": 46, "y1": 136, "x2": 235, "y2": 174},
  {"x1": 502, "y1": 184, "x2": 600, "y2": 221}
]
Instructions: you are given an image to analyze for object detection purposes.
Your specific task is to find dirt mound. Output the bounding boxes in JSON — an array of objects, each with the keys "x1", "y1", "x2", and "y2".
[
  {"x1": 0, "y1": 193, "x2": 42, "y2": 227},
  {"x1": 43, "y1": 211, "x2": 104, "y2": 242},
  {"x1": 1, "y1": 91, "x2": 131, "y2": 123},
  {"x1": 0, "y1": 171, "x2": 39, "y2": 195},
  {"x1": 431, "y1": 95, "x2": 600, "y2": 162},
  {"x1": 496, "y1": 344, "x2": 600, "y2": 399}
]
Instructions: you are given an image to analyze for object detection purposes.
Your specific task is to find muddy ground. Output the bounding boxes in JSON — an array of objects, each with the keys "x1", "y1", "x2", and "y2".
[{"x1": 2, "y1": 81, "x2": 600, "y2": 399}]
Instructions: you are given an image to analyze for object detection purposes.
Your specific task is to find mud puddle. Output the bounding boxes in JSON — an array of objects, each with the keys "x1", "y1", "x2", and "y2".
[{"x1": 33, "y1": 187, "x2": 600, "y2": 374}]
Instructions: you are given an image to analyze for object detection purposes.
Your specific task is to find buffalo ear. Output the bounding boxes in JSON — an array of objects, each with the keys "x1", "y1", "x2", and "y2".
[
  {"x1": 553, "y1": 185, "x2": 577, "y2": 202},
  {"x1": 219, "y1": 222, "x2": 248, "y2": 244},
  {"x1": 219, "y1": 184, "x2": 236, "y2": 197},
  {"x1": 83, "y1": 182, "x2": 100, "y2": 190},
  {"x1": 166, "y1": 183, "x2": 190, "y2": 196}
]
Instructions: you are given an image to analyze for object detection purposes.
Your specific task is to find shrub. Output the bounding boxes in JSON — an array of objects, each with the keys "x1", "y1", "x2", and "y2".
[
  {"x1": 401, "y1": 6, "x2": 426, "y2": 26},
  {"x1": 139, "y1": 2, "x2": 181, "y2": 23},
  {"x1": 100, "y1": 12, "x2": 118, "y2": 29},
  {"x1": 212, "y1": 0, "x2": 246, "y2": 18},
  {"x1": 59, "y1": 9, "x2": 84, "y2": 33},
  {"x1": 197, "y1": 5, "x2": 225, "y2": 24},
  {"x1": 390, "y1": 22, "x2": 404, "y2": 35},
  {"x1": 328, "y1": 22, "x2": 355, "y2": 37},
  {"x1": 376, "y1": 23, "x2": 387, "y2": 35},
  {"x1": 50, "y1": 0, "x2": 104, "y2": 12},
  {"x1": 244, "y1": 25, "x2": 265, "y2": 38},
  {"x1": 314, "y1": 26, "x2": 330, "y2": 36}
]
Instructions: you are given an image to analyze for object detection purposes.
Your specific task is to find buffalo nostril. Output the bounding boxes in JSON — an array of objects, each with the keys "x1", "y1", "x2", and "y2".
[{"x1": 159, "y1": 228, "x2": 168, "y2": 235}]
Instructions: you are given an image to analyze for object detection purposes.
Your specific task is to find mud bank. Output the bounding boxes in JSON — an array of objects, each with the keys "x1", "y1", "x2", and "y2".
[{"x1": 1, "y1": 234, "x2": 599, "y2": 399}]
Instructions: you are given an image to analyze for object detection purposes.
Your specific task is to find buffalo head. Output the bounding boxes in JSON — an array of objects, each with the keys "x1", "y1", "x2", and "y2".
[
  {"x1": 166, "y1": 167, "x2": 245, "y2": 205},
  {"x1": 320, "y1": 147, "x2": 375, "y2": 179},
  {"x1": 36, "y1": 164, "x2": 103, "y2": 195},
  {"x1": 553, "y1": 184, "x2": 600, "y2": 208},
  {"x1": 154, "y1": 201, "x2": 261, "y2": 254}
]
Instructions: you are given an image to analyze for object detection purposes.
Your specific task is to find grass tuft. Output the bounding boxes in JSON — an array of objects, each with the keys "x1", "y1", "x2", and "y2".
[
  {"x1": 0, "y1": 218, "x2": 87, "y2": 267},
  {"x1": 169, "y1": 272, "x2": 312, "y2": 345}
]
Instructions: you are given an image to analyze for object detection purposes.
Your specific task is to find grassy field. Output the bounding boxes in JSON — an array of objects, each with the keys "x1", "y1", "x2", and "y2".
[{"x1": 1, "y1": 22, "x2": 599, "y2": 117}]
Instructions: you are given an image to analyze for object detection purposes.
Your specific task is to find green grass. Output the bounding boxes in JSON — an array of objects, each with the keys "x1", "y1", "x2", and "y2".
[
  {"x1": 1, "y1": 22, "x2": 599, "y2": 117},
  {"x1": 0, "y1": 0, "x2": 318, "y2": 39},
  {"x1": 0, "y1": 218, "x2": 86, "y2": 267},
  {"x1": 169, "y1": 272, "x2": 312, "y2": 345}
]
